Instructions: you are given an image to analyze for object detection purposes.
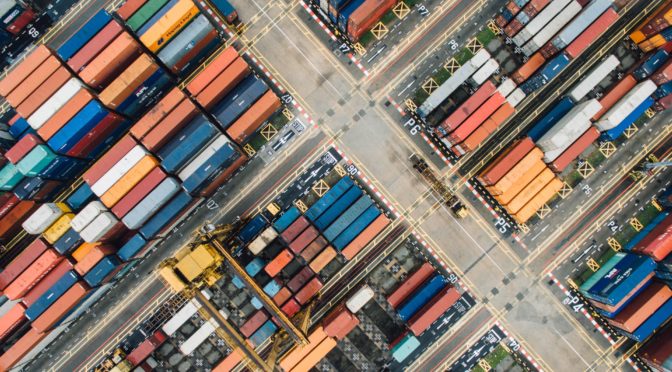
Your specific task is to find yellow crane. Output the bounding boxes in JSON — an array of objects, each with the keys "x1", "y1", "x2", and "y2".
[{"x1": 410, "y1": 154, "x2": 468, "y2": 218}]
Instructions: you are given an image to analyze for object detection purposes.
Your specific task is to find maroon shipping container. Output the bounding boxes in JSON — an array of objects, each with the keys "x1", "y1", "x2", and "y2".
[
  {"x1": 638, "y1": 326, "x2": 672, "y2": 369},
  {"x1": 0, "y1": 238, "x2": 48, "y2": 290},
  {"x1": 408, "y1": 286, "x2": 460, "y2": 336},
  {"x1": 83, "y1": 135, "x2": 137, "y2": 186},
  {"x1": 504, "y1": 19, "x2": 523, "y2": 37},
  {"x1": 652, "y1": 59, "x2": 672, "y2": 85},
  {"x1": 0, "y1": 201, "x2": 38, "y2": 240},
  {"x1": 641, "y1": 2, "x2": 672, "y2": 36},
  {"x1": 549, "y1": 127, "x2": 599, "y2": 173},
  {"x1": 22, "y1": 259, "x2": 75, "y2": 307},
  {"x1": 658, "y1": 94, "x2": 672, "y2": 111},
  {"x1": 300, "y1": 236, "x2": 328, "y2": 262},
  {"x1": 141, "y1": 99, "x2": 198, "y2": 152},
  {"x1": 281, "y1": 298, "x2": 300, "y2": 318},
  {"x1": 240, "y1": 310, "x2": 269, "y2": 337},
  {"x1": 66, "y1": 113, "x2": 126, "y2": 159},
  {"x1": 68, "y1": 21, "x2": 124, "y2": 72},
  {"x1": 495, "y1": 14, "x2": 509, "y2": 28},
  {"x1": 22, "y1": 180, "x2": 63, "y2": 202},
  {"x1": 506, "y1": 1, "x2": 520, "y2": 14},
  {"x1": 566, "y1": 8, "x2": 619, "y2": 59},
  {"x1": 387, "y1": 262, "x2": 435, "y2": 308},
  {"x1": 287, "y1": 266, "x2": 314, "y2": 293},
  {"x1": 346, "y1": 0, "x2": 397, "y2": 42},
  {"x1": 171, "y1": 30, "x2": 218, "y2": 74},
  {"x1": 289, "y1": 226, "x2": 318, "y2": 254},
  {"x1": 6, "y1": 9, "x2": 35, "y2": 35},
  {"x1": 439, "y1": 81, "x2": 496, "y2": 134},
  {"x1": 111, "y1": 167, "x2": 168, "y2": 218},
  {"x1": 116, "y1": 0, "x2": 148, "y2": 20},
  {"x1": 477, "y1": 137, "x2": 536, "y2": 186},
  {"x1": 0, "y1": 194, "x2": 20, "y2": 219},
  {"x1": 281, "y1": 217, "x2": 309, "y2": 243},
  {"x1": 322, "y1": 305, "x2": 359, "y2": 340},
  {"x1": 126, "y1": 330, "x2": 167, "y2": 366},
  {"x1": 4, "y1": 134, "x2": 43, "y2": 164},
  {"x1": 295, "y1": 277, "x2": 322, "y2": 305},
  {"x1": 633, "y1": 215, "x2": 672, "y2": 261}
]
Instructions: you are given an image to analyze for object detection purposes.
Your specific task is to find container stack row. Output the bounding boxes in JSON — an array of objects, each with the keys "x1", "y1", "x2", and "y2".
[
  {"x1": 638, "y1": 324, "x2": 672, "y2": 371},
  {"x1": 630, "y1": 0, "x2": 672, "y2": 52},
  {"x1": 318, "y1": 0, "x2": 398, "y2": 42}
]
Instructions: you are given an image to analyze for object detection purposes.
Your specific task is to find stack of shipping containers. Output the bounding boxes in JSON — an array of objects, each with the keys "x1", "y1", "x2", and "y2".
[{"x1": 318, "y1": 0, "x2": 398, "y2": 42}]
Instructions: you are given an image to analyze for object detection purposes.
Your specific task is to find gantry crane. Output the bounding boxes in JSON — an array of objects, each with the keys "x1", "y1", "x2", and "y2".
[
  {"x1": 631, "y1": 155, "x2": 671, "y2": 179},
  {"x1": 410, "y1": 154, "x2": 468, "y2": 218}
]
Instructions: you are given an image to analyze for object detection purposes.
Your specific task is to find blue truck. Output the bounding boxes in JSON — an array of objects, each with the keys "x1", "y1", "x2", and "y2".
[{"x1": 398, "y1": 275, "x2": 447, "y2": 321}]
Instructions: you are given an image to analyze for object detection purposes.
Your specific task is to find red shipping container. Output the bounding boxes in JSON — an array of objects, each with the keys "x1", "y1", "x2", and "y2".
[
  {"x1": 116, "y1": 0, "x2": 148, "y2": 20},
  {"x1": 457, "y1": 103, "x2": 515, "y2": 154},
  {"x1": 22, "y1": 259, "x2": 75, "y2": 307},
  {"x1": 83, "y1": 135, "x2": 137, "y2": 186},
  {"x1": 0, "y1": 238, "x2": 48, "y2": 290},
  {"x1": 504, "y1": 19, "x2": 523, "y2": 38},
  {"x1": 513, "y1": 52, "x2": 546, "y2": 83},
  {"x1": 273, "y1": 287, "x2": 292, "y2": 306},
  {"x1": 66, "y1": 113, "x2": 126, "y2": 159},
  {"x1": 495, "y1": 14, "x2": 508, "y2": 28},
  {"x1": 342, "y1": 214, "x2": 390, "y2": 260},
  {"x1": 652, "y1": 59, "x2": 672, "y2": 85},
  {"x1": 196, "y1": 57, "x2": 250, "y2": 109},
  {"x1": 300, "y1": 236, "x2": 328, "y2": 262},
  {"x1": 549, "y1": 127, "x2": 599, "y2": 173},
  {"x1": 0, "y1": 328, "x2": 49, "y2": 370},
  {"x1": 289, "y1": 226, "x2": 318, "y2": 254},
  {"x1": 447, "y1": 93, "x2": 505, "y2": 144},
  {"x1": 26, "y1": 180, "x2": 63, "y2": 202},
  {"x1": 281, "y1": 216, "x2": 309, "y2": 243},
  {"x1": 347, "y1": 0, "x2": 397, "y2": 42},
  {"x1": 141, "y1": 99, "x2": 198, "y2": 151},
  {"x1": 281, "y1": 298, "x2": 300, "y2": 317},
  {"x1": 0, "y1": 302, "x2": 26, "y2": 341},
  {"x1": 79, "y1": 32, "x2": 143, "y2": 91},
  {"x1": 74, "y1": 245, "x2": 116, "y2": 275},
  {"x1": 3, "y1": 248, "x2": 63, "y2": 300},
  {"x1": 658, "y1": 94, "x2": 672, "y2": 110},
  {"x1": 0, "y1": 194, "x2": 20, "y2": 219},
  {"x1": 68, "y1": 21, "x2": 124, "y2": 72},
  {"x1": 439, "y1": 81, "x2": 496, "y2": 133},
  {"x1": 31, "y1": 281, "x2": 90, "y2": 333},
  {"x1": 295, "y1": 277, "x2": 323, "y2": 305},
  {"x1": 477, "y1": 137, "x2": 536, "y2": 186},
  {"x1": 589, "y1": 273, "x2": 654, "y2": 313},
  {"x1": 6, "y1": 56, "x2": 61, "y2": 108},
  {"x1": 226, "y1": 91, "x2": 281, "y2": 144},
  {"x1": 287, "y1": 266, "x2": 314, "y2": 293},
  {"x1": 408, "y1": 286, "x2": 460, "y2": 336},
  {"x1": 111, "y1": 167, "x2": 168, "y2": 218},
  {"x1": 37, "y1": 88, "x2": 94, "y2": 140},
  {"x1": 240, "y1": 310, "x2": 269, "y2": 337},
  {"x1": 187, "y1": 46, "x2": 239, "y2": 95},
  {"x1": 594, "y1": 75, "x2": 637, "y2": 120},
  {"x1": 198, "y1": 154, "x2": 248, "y2": 197},
  {"x1": 4, "y1": 134, "x2": 43, "y2": 164},
  {"x1": 6, "y1": 8, "x2": 35, "y2": 35},
  {"x1": 0, "y1": 45, "x2": 51, "y2": 97},
  {"x1": 131, "y1": 88, "x2": 186, "y2": 140},
  {"x1": 323, "y1": 305, "x2": 359, "y2": 340},
  {"x1": 16, "y1": 66, "x2": 72, "y2": 119},
  {"x1": 126, "y1": 330, "x2": 167, "y2": 366},
  {"x1": 634, "y1": 215, "x2": 672, "y2": 261},
  {"x1": 0, "y1": 201, "x2": 39, "y2": 240},
  {"x1": 566, "y1": 8, "x2": 619, "y2": 59},
  {"x1": 609, "y1": 281, "x2": 672, "y2": 332},
  {"x1": 387, "y1": 262, "x2": 434, "y2": 308},
  {"x1": 171, "y1": 30, "x2": 219, "y2": 74},
  {"x1": 265, "y1": 249, "x2": 293, "y2": 277}
]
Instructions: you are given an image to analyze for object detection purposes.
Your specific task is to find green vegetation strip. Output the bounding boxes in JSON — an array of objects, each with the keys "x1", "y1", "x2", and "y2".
[
  {"x1": 471, "y1": 344, "x2": 516, "y2": 372},
  {"x1": 476, "y1": 28, "x2": 496, "y2": 47}
]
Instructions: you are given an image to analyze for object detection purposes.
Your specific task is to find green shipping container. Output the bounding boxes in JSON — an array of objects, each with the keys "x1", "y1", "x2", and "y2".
[
  {"x1": 127, "y1": 0, "x2": 170, "y2": 31},
  {"x1": 17, "y1": 145, "x2": 57, "y2": 177},
  {"x1": 0, "y1": 163, "x2": 25, "y2": 190},
  {"x1": 579, "y1": 252, "x2": 625, "y2": 293}
]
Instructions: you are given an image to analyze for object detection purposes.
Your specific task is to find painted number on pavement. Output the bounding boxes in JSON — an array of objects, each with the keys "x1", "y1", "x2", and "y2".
[
  {"x1": 495, "y1": 217, "x2": 510, "y2": 234},
  {"x1": 416, "y1": 4, "x2": 430, "y2": 16},
  {"x1": 562, "y1": 294, "x2": 584, "y2": 313},
  {"x1": 403, "y1": 118, "x2": 421, "y2": 135}
]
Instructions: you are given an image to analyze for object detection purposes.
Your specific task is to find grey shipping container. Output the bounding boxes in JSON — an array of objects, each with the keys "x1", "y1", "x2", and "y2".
[
  {"x1": 158, "y1": 14, "x2": 214, "y2": 68},
  {"x1": 122, "y1": 178, "x2": 180, "y2": 229}
]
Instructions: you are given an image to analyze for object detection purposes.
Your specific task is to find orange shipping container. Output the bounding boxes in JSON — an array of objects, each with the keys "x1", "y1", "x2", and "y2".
[
  {"x1": 16, "y1": 67, "x2": 72, "y2": 118},
  {"x1": 226, "y1": 91, "x2": 281, "y2": 144},
  {"x1": 493, "y1": 160, "x2": 546, "y2": 204},
  {"x1": 4, "y1": 249, "x2": 63, "y2": 300},
  {"x1": 265, "y1": 249, "x2": 293, "y2": 277},
  {"x1": 0, "y1": 45, "x2": 52, "y2": 96},
  {"x1": 279, "y1": 327, "x2": 328, "y2": 371},
  {"x1": 486, "y1": 148, "x2": 544, "y2": 196},
  {"x1": 290, "y1": 337, "x2": 337, "y2": 372},
  {"x1": 0, "y1": 328, "x2": 50, "y2": 370},
  {"x1": 99, "y1": 54, "x2": 158, "y2": 108},
  {"x1": 0, "y1": 201, "x2": 38, "y2": 239},
  {"x1": 6, "y1": 56, "x2": 61, "y2": 107},
  {"x1": 38, "y1": 89, "x2": 94, "y2": 140},
  {"x1": 213, "y1": 348, "x2": 243, "y2": 372},
  {"x1": 0, "y1": 302, "x2": 26, "y2": 341},
  {"x1": 478, "y1": 137, "x2": 536, "y2": 186},
  {"x1": 79, "y1": 32, "x2": 142, "y2": 90},
  {"x1": 512, "y1": 52, "x2": 545, "y2": 84},
  {"x1": 198, "y1": 152, "x2": 248, "y2": 197},
  {"x1": 609, "y1": 281, "x2": 672, "y2": 332},
  {"x1": 140, "y1": 0, "x2": 200, "y2": 52},
  {"x1": 513, "y1": 178, "x2": 563, "y2": 224},
  {"x1": 594, "y1": 75, "x2": 637, "y2": 120},
  {"x1": 458, "y1": 103, "x2": 515, "y2": 154},
  {"x1": 196, "y1": 57, "x2": 250, "y2": 109},
  {"x1": 187, "y1": 46, "x2": 239, "y2": 95},
  {"x1": 74, "y1": 245, "x2": 116, "y2": 275},
  {"x1": 72, "y1": 242, "x2": 100, "y2": 262},
  {"x1": 31, "y1": 282, "x2": 90, "y2": 333},
  {"x1": 100, "y1": 156, "x2": 159, "y2": 207},
  {"x1": 504, "y1": 168, "x2": 554, "y2": 214},
  {"x1": 131, "y1": 88, "x2": 186, "y2": 140},
  {"x1": 309, "y1": 246, "x2": 336, "y2": 273},
  {"x1": 141, "y1": 98, "x2": 199, "y2": 151},
  {"x1": 342, "y1": 215, "x2": 390, "y2": 260}
]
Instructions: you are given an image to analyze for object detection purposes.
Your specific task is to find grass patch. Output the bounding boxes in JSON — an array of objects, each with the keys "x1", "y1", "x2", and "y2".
[
  {"x1": 359, "y1": 31, "x2": 374, "y2": 47},
  {"x1": 380, "y1": 10, "x2": 396, "y2": 25},
  {"x1": 246, "y1": 109, "x2": 291, "y2": 151},
  {"x1": 564, "y1": 169, "x2": 584, "y2": 188},
  {"x1": 454, "y1": 48, "x2": 474, "y2": 65},
  {"x1": 476, "y1": 28, "x2": 496, "y2": 46},
  {"x1": 433, "y1": 68, "x2": 452, "y2": 85},
  {"x1": 471, "y1": 344, "x2": 513, "y2": 372},
  {"x1": 587, "y1": 150, "x2": 606, "y2": 169}
]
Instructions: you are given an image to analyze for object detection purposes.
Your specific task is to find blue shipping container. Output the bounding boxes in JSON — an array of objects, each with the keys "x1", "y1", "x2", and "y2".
[
  {"x1": 48, "y1": 101, "x2": 108, "y2": 154},
  {"x1": 232, "y1": 275, "x2": 245, "y2": 289},
  {"x1": 158, "y1": 118, "x2": 219, "y2": 173},
  {"x1": 117, "y1": 234, "x2": 148, "y2": 262},
  {"x1": 324, "y1": 196, "x2": 372, "y2": 241},
  {"x1": 584, "y1": 253, "x2": 641, "y2": 297},
  {"x1": 137, "y1": 0, "x2": 179, "y2": 35},
  {"x1": 239, "y1": 215, "x2": 268, "y2": 243},
  {"x1": 594, "y1": 280, "x2": 652, "y2": 318},
  {"x1": 338, "y1": 0, "x2": 364, "y2": 33},
  {"x1": 633, "y1": 50, "x2": 670, "y2": 81},
  {"x1": 315, "y1": 185, "x2": 361, "y2": 231},
  {"x1": 53, "y1": 228, "x2": 83, "y2": 254},
  {"x1": 65, "y1": 183, "x2": 95, "y2": 211},
  {"x1": 398, "y1": 275, "x2": 447, "y2": 321},
  {"x1": 245, "y1": 257, "x2": 265, "y2": 276},
  {"x1": 328, "y1": 0, "x2": 350, "y2": 23},
  {"x1": 273, "y1": 206, "x2": 301, "y2": 233},
  {"x1": 541, "y1": 54, "x2": 570, "y2": 81},
  {"x1": 214, "y1": 75, "x2": 268, "y2": 128},
  {"x1": 263, "y1": 279, "x2": 282, "y2": 297},
  {"x1": 249, "y1": 320, "x2": 277, "y2": 346},
  {"x1": 620, "y1": 297, "x2": 672, "y2": 341},
  {"x1": 13, "y1": 177, "x2": 62, "y2": 201},
  {"x1": 251, "y1": 296, "x2": 263, "y2": 309},
  {"x1": 8, "y1": 117, "x2": 33, "y2": 139},
  {"x1": 333, "y1": 205, "x2": 380, "y2": 250},
  {"x1": 653, "y1": 81, "x2": 672, "y2": 100},
  {"x1": 139, "y1": 191, "x2": 193, "y2": 239},
  {"x1": 84, "y1": 256, "x2": 122, "y2": 287},
  {"x1": 211, "y1": 0, "x2": 237, "y2": 23},
  {"x1": 305, "y1": 176, "x2": 354, "y2": 221},
  {"x1": 587, "y1": 256, "x2": 657, "y2": 305},
  {"x1": 391, "y1": 334, "x2": 420, "y2": 363},
  {"x1": 117, "y1": 70, "x2": 173, "y2": 118},
  {"x1": 501, "y1": 8, "x2": 513, "y2": 23},
  {"x1": 600, "y1": 97, "x2": 654, "y2": 141},
  {"x1": 527, "y1": 97, "x2": 575, "y2": 141},
  {"x1": 25, "y1": 271, "x2": 79, "y2": 321},
  {"x1": 624, "y1": 212, "x2": 670, "y2": 251},
  {"x1": 39, "y1": 156, "x2": 87, "y2": 181},
  {"x1": 181, "y1": 142, "x2": 238, "y2": 195},
  {"x1": 57, "y1": 10, "x2": 111, "y2": 61}
]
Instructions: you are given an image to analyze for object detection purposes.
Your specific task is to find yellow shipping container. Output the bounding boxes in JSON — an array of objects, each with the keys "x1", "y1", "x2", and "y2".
[
  {"x1": 505, "y1": 168, "x2": 555, "y2": 215},
  {"x1": 486, "y1": 147, "x2": 544, "y2": 196},
  {"x1": 638, "y1": 35, "x2": 666, "y2": 52},
  {"x1": 280, "y1": 327, "x2": 328, "y2": 371},
  {"x1": 101, "y1": 155, "x2": 159, "y2": 207},
  {"x1": 72, "y1": 242, "x2": 101, "y2": 262},
  {"x1": 140, "y1": 0, "x2": 200, "y2": 52},
  {"x1": 191, "y1": 244, "x2": 216, "y2": 270},
  {"x1": 513, "y1": 178, "x2": 563, "y2": 224},
  {"x1": 42, "y1": 213, "x2": 75, "y2": 244},
  {"x1": 630, "y1": 31, "x2": 646, "y2": 44}
]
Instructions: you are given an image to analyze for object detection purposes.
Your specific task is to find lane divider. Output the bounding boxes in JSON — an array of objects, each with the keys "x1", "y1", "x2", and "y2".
[{"x1": 495, "y1": 321, "x2": 543, "y2": 372}]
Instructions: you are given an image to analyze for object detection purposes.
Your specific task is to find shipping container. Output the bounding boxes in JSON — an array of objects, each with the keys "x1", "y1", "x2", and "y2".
[
  {"x1": 0, "y1": 45, "x2": 51, "y2": 97},
  {"x1": 324, "y1": 196, "x2": 372, "y2": 241},
  {"x1": 391, "y1": 333, "x2": 420, "y2": 363},
  {"x1": 180, "y1": 320, "x2": 216, "y2": 355},
  {"x1": 31, "y1": 281, "x2": 89, "y2": 332},
  {"x1": 456, "y1": 103, "x2": 516, "y2": 155},
  {"x1": 332, "y1": 204, "x2": 380, "y2": 250},
  {"x1": 521, "y1": 1, "x2": 582, "y2": 57},
  {"x1": 158, "y1": 117, "x2": 219, "y2": 173},
  {"x1": 486, "y1": 148, "x2": 544, "y2": 196},
  {"x1": 584, "y1": 254, "x2": 657, "y2": 305},
  {"x1": 226, "y1": 91, "x2": 281, "y2": 144},
  {"x1": 504, "y1": 168, "x2": 555, "y2": 214},
  {"x1": 634, "y1": 50, "x2": 670, "y2": 80},
  {"x1": 300, "y1": 236, "x2": 328, "y2": 262},
  {"x1": 47, "y1": 101, "x2": 111, "y2": 154},
  {"x1": 141, "y1": 98, "x2": 199, "y2": 151},
  {"x1": 621, "y1": 297, "x2": 672, "y2": 342},
  {"x1": 140, "y1": 0, "x2": 199, "y2": 53},
  {"x1": 79, "y1": 32, "x2": 142, "y2": 90},
  {"x1": 633, "y1": 215, "x2": 672, "y2": 261},
  {"x1": 539, "y1": 100, "x2": 601, "y2": 158},
  {"x1": 6, "y1": 56, "x2": 60, "y2": 108},
  {"x1": 513, "y1": 52, "x2": 545, "y2": 83},
  {"x1": 323, "y1": 305, "x2": 359, "y2": 340},
  {"x1": 22, "y1": 203, "x2": 69, "y2": 235},
  {"x1": 652, "y1": 59, "x2": 672, "y2": 85},
  {"x1": 580, "y1": 252, "x2": 627, "y2": 292},
  {"x1": 569, "y1": 55, "x2": 619, "y2": 102},
  {"x1": 240, "y1": 310, "x2": 268, "y2": 337},
  {"x1": 609, "y1": 281, "x2": 671, "y2": 332},
  {"x1": 280, "y1": 216, "x2": 309, "y2": 244},
  {"x1": 0, "y1": 238, "x2": 48, "y2": 290},
  {"x1": 139, "y1": 191, "x2": 193, "y2": 239},
  {"x1": 478, "y1": 137, "x2": 536, "y2": 186},
  {"x1": 471, "y1": 58, "x2": 499, "y2": 85},
  {"x1": 551, "y1": 0, "x2": 613, "y2": 51},
  {"x1": 594, "y1": 75, "x2": 637, "y2": 120},
  {"x1": 37, "y1": 89, "x2": 94, "y2": 141},
  {"x1": 74, "y1": 245, "x2": 115, "y2": 275},
  {"x1": 446, "y1": 93, "x2": 506, "y2": 144},
  {"x1": 346, "y1": 0, "x2": 396, "y2": 42},
  {"x1": 596, "y1": 80, "x2": 657, "y2": 131},
  {"x1": 549, "y1": 127, "x2": 599, "y2": 173},
  {"x1": 162, "y1": 300, "x2": 201, "y2": 336},
  {"x1": 249, "y1": 320, "x2": 277, "y2": 346},
  {"x1": 289, "y1": 226, "x2": 319, "y2": 254},
  {"x1": 295, "y1": 277, "x2": 322, "y2": 304},
  {"x1": 290, "y1": 336, "x2": 337, "y2": 371},
  {"x1": 122, "y1": 178, "x2": 180, "y2": 229},
  {"x1": 346, "y1": 285, "x2": 374, "y2": 313},
  {"x1": 131, "y1": 88, "x2": 185, "y2": 140},
  {"x1": 398, "y1": 275, "x2": 447, "y2": 322},
  {"x1": 117, "y1": 234, "x2": 148, "y2": 261},
  {"x1": 22, "y1": 258, "x2": 74, "y2": 307},
  {"x1": 273, "y1": 287, "x2": 292, "y2": 306},
  {"x1": 213, "y1": 75, "x2": 268, "y2": 128},
  {"x1": 98, "y1": 54, "x2": 159, "y2": 108},
  {"x1": 337, "y1": 0, "x2": 364, "y2": 33},
  {"x1": 279, "y1": 327, "x2": 328, "y2": 371},
  {"x1": 600, "y1": 97, "x2": 654, "y2": 141},
  {"x1": 180, "y1": 139, "x2": 242, "y2": 196},
  {"x1": 116, "y1": 0, "x2": 149, "y2": 21},
  {"x1": 67, "y1": 21, "x2": 123, "y2": 72},
  {"x1": 25, "y1": 270, "x2": 79, "y2": 321},
  {"x1": 27, "y1": 78, "x2": 83, "y2": 130},
  {"x1": 57, "y1": 10, "x2": 111, "y2": 61},
  {"x1": 409, "y1": 286, "x2": 460, "y2": 336},
  {"x1": 0, "y1": 328, "x2": 49, "y2": 370},
  {"x1": 186, "y1": 47, "x2": 239, "y2": 95},
  {"x1": 287, "y1": 266, "x2": 314, "y2": 293},
  {"x1": 101, "y1": 156, "x2": 159, "y2": 207},
  {"x1": 638, "y1": 325, "x2": 672, "y2": 368},
  {"x1": 306, "y1": 176, "x2": 355, "y2": 222},
  {"x1": 0, "y1": 302, "x2": 25, "y2": 341},
  {"x1": 437, "y1": 81, "x2": 496, "y2": 135},
  {"x1": 84, "y1": 255, "x2": 122, "y2": 286},
  {"x1": 265, "y1": 249, "x2": 293, "y2": 277},
  {"x1": 342, "y1": 214, "x2": 390, "y2": 260},
  {"x1": 126, "y1": 330, "x2": 167, "y2": 366},
  {"x1": 309, "y1": 246, "x2": 336, "y2": 273},
  {"x1": 512, "y1": 178, "x2": 562, "y2": 223},
  {"x1": 248, "y1": 227, "x2": 279, "y2": 255},
  {"x1": 513, "y1": 0, "x2": 571, "y2": 46}
]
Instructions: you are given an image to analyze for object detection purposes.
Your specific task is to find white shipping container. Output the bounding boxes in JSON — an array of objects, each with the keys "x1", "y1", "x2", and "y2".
[
  {"x1": 0, "y1": 298, "x2": 19, "y2": 318},
  {"x1": 248, "y1": 226, "x2": 278, "y2": 255},
  {"x1": 346, "y1": 285, "x2": 375, "y2": 313},
  {"x1": 71, "y1": 201, "x2": 106, "y2": 232},
  {"x1": 507, "y1": 88, "x2": 527, "y2": 108},
  {"x1": 542, "y1": 121, "x2": 592, "y2": 162},
  {"x1": 122, "y1": 178, "x2": 180, "y2": 229},
  {"x1": 513, "y1": 0, "x2": 573, "y2": 46},
  {"x1": 569, "y1": 55, "x2": 619, "y2": 102},
  {"x1": 80, "y1": 211, "x2": 120, "y2": 243},
  {"x1": 162, "y1": 300, "x2": 202, "y2": 337},
  {"x1": 91, "y1": 145, "x2": 148, "y2": 196},
  {"x1": 523, "y1": 1, "x2": 582, "y2": 57},
  {"x1": 319, "y1": 0, "x2": 329, "y2": 14},
  {"x1": 179, "y1": 320, "x2": 217, "y2": 355},
  {"x1": 471, "y1": 59, "x2": 499, "y2": 86},
  {"x1": 178, "y1": 134, "x2": 229, "y2": 181},
  {"x1": 27, "y1": 78, "x2": 83, "y2": 129},
  {"x1": 596, "y1": 80, "x2": 657, "y2": 131},
  {"x1": 538, "y1": 99, "x2": 602, "y2": 151},
  {"x1": 497, "y1": 78, "x2": 517, "y2": 97},
  {"x1": 22, "y1": 203, "x2": 68, "y2": 235},
  {"x1": 469, "y1": 48, "x2": 491, "y2": 68},
  {"x1": 552, "y1": 0, "x2": 613, "y2": 49}
]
